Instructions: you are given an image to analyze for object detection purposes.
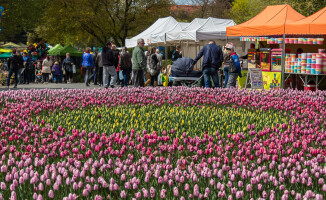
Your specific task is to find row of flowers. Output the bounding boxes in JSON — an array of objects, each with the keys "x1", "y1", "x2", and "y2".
[{"x1": 0, "y1": 87, "x2": 325, "y2": 199}]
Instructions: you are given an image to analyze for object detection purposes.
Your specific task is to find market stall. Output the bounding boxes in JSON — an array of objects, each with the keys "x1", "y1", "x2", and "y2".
[
  {"x1": 282, "y1": 7, "x2": 326, "y2": 90},
  {"x1": 227, "y1": 4, "x2": 307, "y2": 90},
  {"x1": 125, "y1": 16, "x2": 181, "y2": 48}
]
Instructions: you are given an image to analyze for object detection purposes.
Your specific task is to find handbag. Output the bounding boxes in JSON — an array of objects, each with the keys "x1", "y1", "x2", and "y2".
[
  {"x1": 119, "y1": 70, "x2": 124, "y2": 80},
  {"x1": 72, "y1": 65, "x2": 76, "y2": 73},
  {"x1": 63, "y1": 69, "x2": 66, "y2": 75}
]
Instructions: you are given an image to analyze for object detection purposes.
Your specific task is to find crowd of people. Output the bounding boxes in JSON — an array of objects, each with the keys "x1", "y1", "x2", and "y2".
[
  {"x1": 1, "y1": 48, "x2": 75, "y2": 88},
  {"x1": 81, "y1": 39, "x2": 163, "y2": 88},
  {"x1": 2, "y1": 38, "x2": 242, "y2": 89}
]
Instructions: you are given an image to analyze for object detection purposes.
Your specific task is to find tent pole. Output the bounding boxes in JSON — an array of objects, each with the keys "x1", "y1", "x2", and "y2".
[
  {"x1": 165, "y1": 44, "x2": 168, "y2": 67},
  {"x1": 195, "y1": 42, "x2": 198, "y2": 70},
  {"x1": 281, "y1": 34, "x2": 286, "y2": 89}
]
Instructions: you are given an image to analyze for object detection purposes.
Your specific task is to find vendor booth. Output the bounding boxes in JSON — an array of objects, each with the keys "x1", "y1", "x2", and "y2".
[
  {"x1": 283, "y1": 7, "x2": 326, "y2": 90},
  {"x1": 226, "y1": 4, "x2": 317, "y2": 90}
]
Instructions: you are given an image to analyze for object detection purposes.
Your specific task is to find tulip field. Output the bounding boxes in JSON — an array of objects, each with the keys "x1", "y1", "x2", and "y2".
[{"x1": 0, "y1": 87, "x2": 326, "y2": 200}]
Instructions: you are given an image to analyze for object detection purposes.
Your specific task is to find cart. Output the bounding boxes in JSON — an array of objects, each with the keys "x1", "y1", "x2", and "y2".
[{"x1": 171, "y1": 75, "x2": 203, "y2": 87}]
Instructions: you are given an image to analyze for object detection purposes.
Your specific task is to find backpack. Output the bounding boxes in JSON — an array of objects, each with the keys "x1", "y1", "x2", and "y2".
[{"x1": 230, "y1": 54, "x2": 239, "y2": 73}]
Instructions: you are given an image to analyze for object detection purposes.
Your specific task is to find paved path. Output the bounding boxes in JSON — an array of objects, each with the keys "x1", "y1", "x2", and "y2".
[{"x1": 1, "y1": 83, "x2": 108, "y2": 91}]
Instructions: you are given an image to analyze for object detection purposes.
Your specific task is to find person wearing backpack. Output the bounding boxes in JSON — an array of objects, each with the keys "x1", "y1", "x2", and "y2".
[
  {"x1": 225, "y1": 43, "x2": 242, "y2": 88},
  {"x1": 148, "y1": 47, "x2": 161, "y2": 87},
  {"x1": 6, "y1": 49, "x2": 20, "y2": 88}
]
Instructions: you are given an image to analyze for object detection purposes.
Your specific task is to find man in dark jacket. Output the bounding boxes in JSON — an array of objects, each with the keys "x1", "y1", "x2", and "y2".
[
  {"x1": 192, "y1": 40, "x2": 223, "y2": 88},
  {"x1": 102, "y1": 42, "x2": 118, "y2": 88},
  {"x1": 16, "y1": 49, "x2": 24, "y2": 84},
  {"x1": 6, "y1": 49, "x2": 20, "y2": 88}
]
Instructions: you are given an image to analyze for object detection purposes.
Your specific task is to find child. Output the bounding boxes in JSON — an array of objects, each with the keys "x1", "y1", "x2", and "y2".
[
  {"x1": 52, "y1": 61, "x2": 61, "y2": 84},
  {"x1": 225, "y1": 43, "x2": 242, "y2": 88},
  {"x1": 35, "y1": 61, "x2": 43, "y2": 83}
]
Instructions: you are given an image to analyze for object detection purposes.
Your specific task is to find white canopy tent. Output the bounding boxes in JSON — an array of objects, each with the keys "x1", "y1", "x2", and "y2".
[
  {"x1": 166, "y1": 17, "x2": 236, "y2": 42},
  {"x1": 125, "y1": 16, "x2": 181, "y2": 48},
  {"x1": 150, "y1": 22, "x2": 190, "y2": 45}
]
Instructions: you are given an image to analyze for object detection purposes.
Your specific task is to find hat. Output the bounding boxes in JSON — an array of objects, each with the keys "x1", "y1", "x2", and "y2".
[
  {"x1": 225, "y1": 43, "x2": 235, "y2": 51},
  {"x1": 106, "y1": 42, "x2": 112, "y2": 46}
]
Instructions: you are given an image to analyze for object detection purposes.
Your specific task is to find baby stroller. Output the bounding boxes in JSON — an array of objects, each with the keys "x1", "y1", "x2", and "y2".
[
  {"x1": 35, "y1": 71, "x2": 43, "y2": 83},
  {"x1": 171, "y1": 57, "x2": 203, "y2": 87}
]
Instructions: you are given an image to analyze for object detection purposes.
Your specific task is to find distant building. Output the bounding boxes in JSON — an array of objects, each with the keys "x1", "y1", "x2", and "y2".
[
  {"x1": 170, "y1": 5, "x2": 201, "y2": 21},
  {"x1": 170, "y1": 5, "x2": 201, "y2": 15}
]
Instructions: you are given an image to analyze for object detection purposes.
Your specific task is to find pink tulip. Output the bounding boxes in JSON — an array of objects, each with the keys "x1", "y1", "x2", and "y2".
[{"x1": 48, "y1": 190, "x2": 54, "y2": 199}]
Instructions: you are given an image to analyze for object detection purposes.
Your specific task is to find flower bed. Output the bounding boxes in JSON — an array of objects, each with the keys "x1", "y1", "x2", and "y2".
[{"x1": 0, "y1": 87, "x2": 325, "y2": 200}]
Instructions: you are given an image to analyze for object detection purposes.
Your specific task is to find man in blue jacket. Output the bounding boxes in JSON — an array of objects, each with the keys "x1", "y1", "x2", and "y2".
[
  {"x1": 192, "y1": 40, "x2": 223, "y2": 88},
  {"x1": 225, "y1": 43, "x2": 242, "y2": 88},
  {"x1": 82, "y1": 47, "x2": 95, "y2": 86}
]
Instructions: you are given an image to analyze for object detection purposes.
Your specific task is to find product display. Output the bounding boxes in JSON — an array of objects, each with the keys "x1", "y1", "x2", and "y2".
[
  {"x1": 285, "y1": 50, "x2": 326, "y2": 74},
  {"x1": 240, "y1": 37, "x2": 324, "y2": 45}
]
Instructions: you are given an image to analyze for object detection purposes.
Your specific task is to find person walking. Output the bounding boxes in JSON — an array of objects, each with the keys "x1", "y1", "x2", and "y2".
[
  {"x1": 102, "y1": 42, "x2": 117, "y2": 88},
  {"x1": 42, "y1": 55, "x2": 53, "y2": 84},
  {"x1": 192, "y1": 40, "x2": 223, "y2": 88},
  {"x1": 82, "y1": 47, "x2": 95, "y2": 86},
  {"x1": 52, "y1": 61, "x2": 62, "y2": 84},
  {"x1": 119, "y1": 47, "x2": 132, "y2": 87},
  {"x1": 96, "y1": 51, "x2": 103, "y2": 86},
  {"x1": 225, "y1": 43, "x2": 242, "y2": 88},
  {"x1": 132, "y1": 38, "x2": 146, "y2": 87},
  {"x1": 62, "y1": 53, "x2": 74, "y2": 83},
  {"x1": 148, "y1": 47, "x2": 161, "y2": 87},
  {"x1": 6, "y1": 49, "x2": 20, "y2": 88},
  {"x1": 92, "y1": 48, "x2": 99, "y2": 85}
]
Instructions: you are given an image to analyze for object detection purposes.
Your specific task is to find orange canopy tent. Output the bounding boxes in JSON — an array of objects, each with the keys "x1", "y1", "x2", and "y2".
[
  {"x1": 227, "y1": 4, "x2": 305, "y2": 36},
  {"x1": 285, "y1": 7, "x2": 326, "y2": 34}
]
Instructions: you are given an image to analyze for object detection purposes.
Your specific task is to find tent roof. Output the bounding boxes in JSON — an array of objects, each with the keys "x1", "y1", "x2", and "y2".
[
  {"x1": 0, "y1": 52, "x2": 12, "y2": 58},
  {"x1": 125, "y1": 16, "x2": 180, "y2": 48},
  {"x1": 285, "y1": 7, "x2": 326, "y2": 34},
  {"x1": 17, "y1": 42, "x2": 28, "y2": 48},
  {"x1": 48, "y1": 44, "x2": 64, "y2": 55},
  {"x1": 226, "y1": 4, "x2": 305, "y2": 36},
  {"x1": 167, "y1": 17, "x2": 236, "y2": 42},
  {"x1": 56, "y1": 45, "x2": 83, "y2": 57},
  {"x1": 1, "y1": 42, "x2": 21, "y2": 49},
  {"x1": 150, "y1": 22, "x2": 191, "y2": 44},
  {"x1": 48, "y1": 44, "x2": 64, "y2": 56},
  {"x1": 0, "y1": 49, "x2": 12, "y2": 53}
]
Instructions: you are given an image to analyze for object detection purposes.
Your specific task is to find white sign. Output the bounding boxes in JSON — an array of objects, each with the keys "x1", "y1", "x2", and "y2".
[{"x1": 245, "y1": 68, "x2": 264, "y2": 89}]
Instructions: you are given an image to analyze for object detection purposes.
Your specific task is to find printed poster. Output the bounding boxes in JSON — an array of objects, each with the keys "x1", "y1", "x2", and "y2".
[
  {"x1": 262, "y1": 72, "x2": 281, "y2": 90},
  {"x1": 248, "y1": 68, "x2": 264, "y2": 89}
]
